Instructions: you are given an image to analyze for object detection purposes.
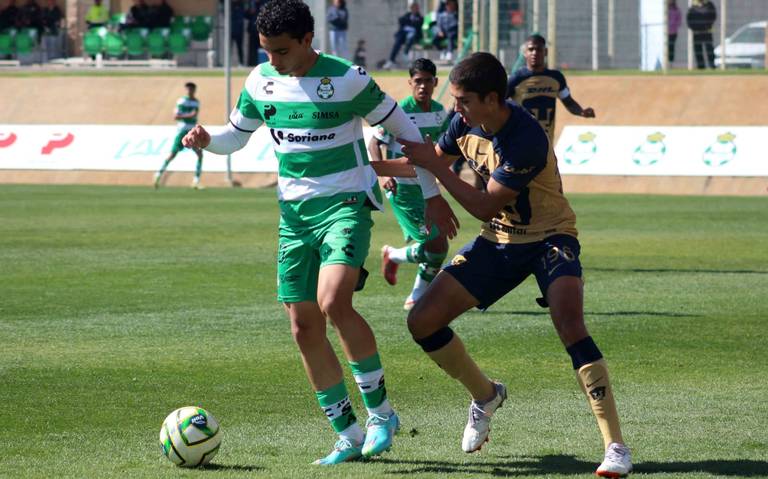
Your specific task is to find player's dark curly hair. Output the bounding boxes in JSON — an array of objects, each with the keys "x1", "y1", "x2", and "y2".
[
  {"x1": 409, "y1": 58, "x2": 437, "y2": 78},
  {"x1": 448, "y1": 52, "x2": 507, "y2": 104},
  {"x1": 257, "y1": 0, "x2": 314, "y2": 40}
]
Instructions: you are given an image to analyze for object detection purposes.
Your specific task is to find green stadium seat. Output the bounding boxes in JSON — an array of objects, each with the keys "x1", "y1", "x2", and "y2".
[
  {"x1": 170, "y1": 16, "x2": 189, "y2": 33},
  {"x1": 168, "y1": 31, "x2": 189, "y2": 55},
  {"x1": 0, "y1": 32, "x2": 13, "y2": 57},
  {"x1": 83, "y1": 31, "x2": 103, "y2": 56},
  {"x1": 19, "y1": 28, "x2": 38, "y2": 45},
  {"x1": 189, "y1": 16, "x2": 212, "y2": 42},
  {"x1": 14, "y1": 31, "x2": 35, "y2": 55},
  {"x1": 124, "y1": 31, "x2": 145, "y2": 57},
  {"x1": 110, "y1": 12, "x2": 126, "y2": 28},
  {"x1": 103, "y1": 32, "x2": 125, "y2": 58},
  {"x1": 146, "y1": 30, "x2": 167, "y2": 58},
  {"x1": 420, "y1": 11, "x2": 438, "y2": 49}
]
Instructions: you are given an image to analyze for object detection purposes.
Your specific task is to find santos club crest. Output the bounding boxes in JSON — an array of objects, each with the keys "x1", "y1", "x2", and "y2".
[{"x1": 317, "y1": 77, "x2": 335, "y2": 99}]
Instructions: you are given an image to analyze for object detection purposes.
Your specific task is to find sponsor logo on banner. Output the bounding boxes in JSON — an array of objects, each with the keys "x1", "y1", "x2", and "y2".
[
  {"x1": 114, "y1": 138, "x2": 170, "y2": 159},
  {"x1": 555, "y1": 126, "x2": 768, "y2": 177},
  {"x1": 632, "y1": 132, "x2": 667, "y2": 166},
  {"x1": 41, "y1": 132, "x2": 74, "y2": 155},
  {"x1": 563, "y1": 131, "x2": 597, "y2": 165},
  {"x1": 0, "y1": 132, "x2": 17, "y2": 148},
  {"x1": 702, "y1": 132, "x2": 737, "y2": 167}
]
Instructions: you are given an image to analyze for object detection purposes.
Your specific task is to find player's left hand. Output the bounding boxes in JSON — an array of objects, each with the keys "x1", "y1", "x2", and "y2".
[
  {"x1": 582, "y1": 107, "x2": 595, "y2": 118},
  {"x1": 397, "y1": 135, "x2": 441, "y2": 173},
  {"x1": 425, "y1": 194, "x2": 460, "y2": 239}
]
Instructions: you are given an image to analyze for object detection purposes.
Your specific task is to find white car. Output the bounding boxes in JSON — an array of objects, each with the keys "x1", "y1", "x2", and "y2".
[{"x1": 714, "y1": 21, "x2": 766, "y2": 68}]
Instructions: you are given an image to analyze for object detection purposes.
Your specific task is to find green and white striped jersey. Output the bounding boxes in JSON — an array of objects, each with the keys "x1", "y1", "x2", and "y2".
[
  {"x1": 176, "y1": 96, "x2": 199, "y2": 131},
  {"x1": 374, "y1": 96, "x2": 449, "y2": 185},
  {"x1": 231, "y1": 53, "x2": 396, "y2": 210}
]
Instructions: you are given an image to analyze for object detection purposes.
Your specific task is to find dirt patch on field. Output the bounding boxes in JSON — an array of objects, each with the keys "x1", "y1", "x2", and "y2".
[{"x1": 2, "y1": 73, "x2": 767, "y2": 195}]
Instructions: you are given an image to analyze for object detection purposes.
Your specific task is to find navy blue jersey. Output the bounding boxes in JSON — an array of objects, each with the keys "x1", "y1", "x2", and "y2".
[
  {"x1": 507, "y1": 67, "x2": 569, "y2": 140},
  {"x1": 438, "y1": 101, "x2": 577, "y2": 244}
]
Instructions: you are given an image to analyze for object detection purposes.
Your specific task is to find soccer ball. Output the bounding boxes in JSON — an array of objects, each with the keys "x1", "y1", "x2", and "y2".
[{"x1": 159, "y1": 406, "x2": 222, "y2": 467}]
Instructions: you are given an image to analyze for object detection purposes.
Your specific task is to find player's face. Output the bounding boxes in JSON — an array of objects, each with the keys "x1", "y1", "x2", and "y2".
[
  {"x1": 524, "y1": 41, "x2": 546, "y2": 70},
  {"x1": 450, "y1": 84, "x2": 495, "y2": 128},
  {"x1": 259, "y1": 32, "x2": 314, "y2": 76},
  {"x1": 409, "y1": 71, "x2": 437, "y2": 103}
]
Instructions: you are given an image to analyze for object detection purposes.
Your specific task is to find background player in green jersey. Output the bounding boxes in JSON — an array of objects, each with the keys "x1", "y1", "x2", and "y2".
[
  {"x1": 399, "y1": 52, "x2": 632, "y2": 477},
  {"x1": 181, "y1": 0, "x2": 458, "y2": 466},
  {"x1": 154, "y1": 82, "x2": 204, "y2": 190},
  {"x1": 368, "y1": 58, "x2": 450, "y2": 310},
  {"x1": 507, "y1": 34, "x2": 595, "y2": 142}
]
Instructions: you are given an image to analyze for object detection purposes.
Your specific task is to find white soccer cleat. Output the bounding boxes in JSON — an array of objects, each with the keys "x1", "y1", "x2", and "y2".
[
  {"x1": 461, "y1": 382, "x2": 507, "y2": 453},
  {"x1": 596, "y1": 442, "x2": 632, "y2": 478}
]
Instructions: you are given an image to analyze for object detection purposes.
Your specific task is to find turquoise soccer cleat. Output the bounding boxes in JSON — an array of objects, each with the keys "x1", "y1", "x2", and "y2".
[
  {"x1": 362, "y1": 412, "x2": 400, "y2": 457},
  {"x1": 312, "y1": 438, "x2": 363, "y2": 466}
]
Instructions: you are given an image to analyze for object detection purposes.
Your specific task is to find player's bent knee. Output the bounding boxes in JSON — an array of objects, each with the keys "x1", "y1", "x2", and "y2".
[{"x1": 412, "y1": 326, "x2": 454, "y2": 352}]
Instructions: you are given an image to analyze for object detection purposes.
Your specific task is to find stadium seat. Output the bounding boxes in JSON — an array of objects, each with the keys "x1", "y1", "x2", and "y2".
[
  {"x1": 190, "y1": 16, "x2": 212, "y2": 41},
  {"x1": 420, "y1": 11, "x2": 438, "y2": 49},
  {"x1": 170, "y1": 16, "x2": 189, "y2": 34},
  {"x1": 146, "y1": 30, "x2": 167, "y2": 58},
  {"x1": 14, "y1": 31, "x2": 35, "y2": 55},
  {"x1": 124, "y1": 31, "x2": 145, "y2": 57},
  {"x1": 103, "y1": 32, "x2": 125, "y2": 58},
  {"x1": 110, "y1": 13, "x2": 126, "y2": 29},
  {"x1": 83, "y1": 31, "x2": 103, "y2": 57},
  {"x1": 0, "y1": 31, "x2": 13, "y2": 57},
  {"x1": 168, "y1": 31, "x2": 189, "y2": 55}
]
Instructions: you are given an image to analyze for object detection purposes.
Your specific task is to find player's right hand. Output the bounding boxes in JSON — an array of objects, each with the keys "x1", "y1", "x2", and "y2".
[{"x1": 182, "y1": 125, "x2": 211, "y2": 149}]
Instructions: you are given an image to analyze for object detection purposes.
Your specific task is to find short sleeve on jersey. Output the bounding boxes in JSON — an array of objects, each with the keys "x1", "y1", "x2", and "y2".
[
  {"x1": 347, "y1": 67, "x2": 397, "y2": 125},
  {"x1": 490, "y1": 128, "x2": 548, "y2": 191},
  {"x1": 437, "y1": 113, "x2": 464, "y2": 156},
  {"x1": 231, "y1": 86, "x2": 263, "y2": 132}
]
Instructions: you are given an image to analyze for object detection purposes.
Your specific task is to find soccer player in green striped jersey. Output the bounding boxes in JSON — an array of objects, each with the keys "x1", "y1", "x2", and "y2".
[
  {"x1": 154, "y1": 82, "x2": 204, "y2": 189},
  {"x1": 181, "y1": 0, "x2": 458, "y2": 466},
  {"x1": 368, "y1": 58, "x2": 450, "y2": 311}
]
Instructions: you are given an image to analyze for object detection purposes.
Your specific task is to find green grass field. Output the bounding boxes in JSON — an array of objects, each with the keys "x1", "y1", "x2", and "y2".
[{"x1": 1, "y1": 185, "x2": 767, "y2": 478}]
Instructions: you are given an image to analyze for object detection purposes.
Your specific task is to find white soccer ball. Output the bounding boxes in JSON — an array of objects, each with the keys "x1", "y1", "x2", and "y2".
[{"x1": 159, "y1": 406, "x2": 222, "y2": 467}]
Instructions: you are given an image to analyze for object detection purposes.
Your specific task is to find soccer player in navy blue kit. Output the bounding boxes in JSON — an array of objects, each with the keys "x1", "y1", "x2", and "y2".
[
  {"x1": 399, "y1": 52, "x2": 631, "y2": 477},
  {"x1": 507, "y1": 34, "x2": 595, "y2": 142}
]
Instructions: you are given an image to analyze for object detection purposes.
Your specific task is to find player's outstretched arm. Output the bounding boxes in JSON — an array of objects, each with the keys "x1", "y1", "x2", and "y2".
[
  {"x1": 400, "y1": 136, "x2": 517, "y2": 222},
  {"x1": 561, "y1": 96, "x2": 595, "y2": 118},
  {"x1": 184, "y1": 122, "x2": 254, "y2": 155}
]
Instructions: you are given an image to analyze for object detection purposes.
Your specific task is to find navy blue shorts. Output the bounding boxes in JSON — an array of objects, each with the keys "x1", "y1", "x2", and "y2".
[{"x1": 443, "y1": 234, "x2": 582, "y2": 310}]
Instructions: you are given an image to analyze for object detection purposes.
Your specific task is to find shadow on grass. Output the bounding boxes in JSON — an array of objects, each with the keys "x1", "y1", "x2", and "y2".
[
  {"x1": 472, "y1": 310, "x2": 699, "y2": 318},
  {"x1": 591, "y1": 267, "x2": 768, "y2": 275},
  {"x1": 200, "y1": 463, "x2": 264, "y2": 472},
  {"x1": 377, "y1": 455, "x2": 768, "y2": 476}
]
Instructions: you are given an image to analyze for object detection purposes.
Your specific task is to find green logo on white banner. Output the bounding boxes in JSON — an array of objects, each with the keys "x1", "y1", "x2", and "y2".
[
  {"x1": 702, "y1": 132, "x2": 736, "y2": 167},
  {"x1": 563, "y1": 131, "x2": 597, "y2": 165},
  {"x1": 632, "y1": 132, "x2": 666, "y2": 166}
]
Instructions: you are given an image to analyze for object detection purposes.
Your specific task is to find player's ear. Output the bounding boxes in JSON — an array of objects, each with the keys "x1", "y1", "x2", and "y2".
[{"x1": 433, "y1": 77, "x2": 438, "y2": 87}]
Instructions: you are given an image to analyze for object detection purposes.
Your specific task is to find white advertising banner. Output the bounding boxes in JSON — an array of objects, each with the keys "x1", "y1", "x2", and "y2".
[
  {"x1": 0, "y1": 125, "x2": 377, "y2": 173},
  {"x1": 555, "y1": 126, "x2": 768, "y2": 177}
]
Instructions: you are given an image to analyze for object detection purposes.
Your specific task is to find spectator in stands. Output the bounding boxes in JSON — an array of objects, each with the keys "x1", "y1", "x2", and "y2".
[
  {"x1": 353, "y1": 38, "x2": 366, "y2": 67},
  {"x1": 153, "y1": 0, "x2": 173, "y2": 28},
  {"x1": 433, "y1": 0, "x2": 458, "y2": 62},
  {"x1": 245, "y1": 0, "x2": 265, "y2": 66},
  {"x1": 230, "y1": 0, "x2": 245, "y2": 66},
  {"x1": 0, "y1": 0, "x2": 20, "y2": 30},
  {"x1": 125, "y1": 0, "x2": 150, "y2": 30},
  {"x1": 85, "y1": 0, "x2": 109, "y2": 29},
  {"x1": 40, "y1": 0, "x2": 62, "y2": 61},
  {"x1": 382, "y1": 2, "x2": 423, "y2": 69},
  {"x1": 326, "y1": 0, "x2": 348, "y2": 59},
  {"x1": 19, "y1": 0, "x2": 42, "y2": 34},
  {"x1": 686, "y1": 0, "x2": 716, "y2": 69},
  {"x1": 667, "y1": 0, "x2": 681, "y2": 63}
]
